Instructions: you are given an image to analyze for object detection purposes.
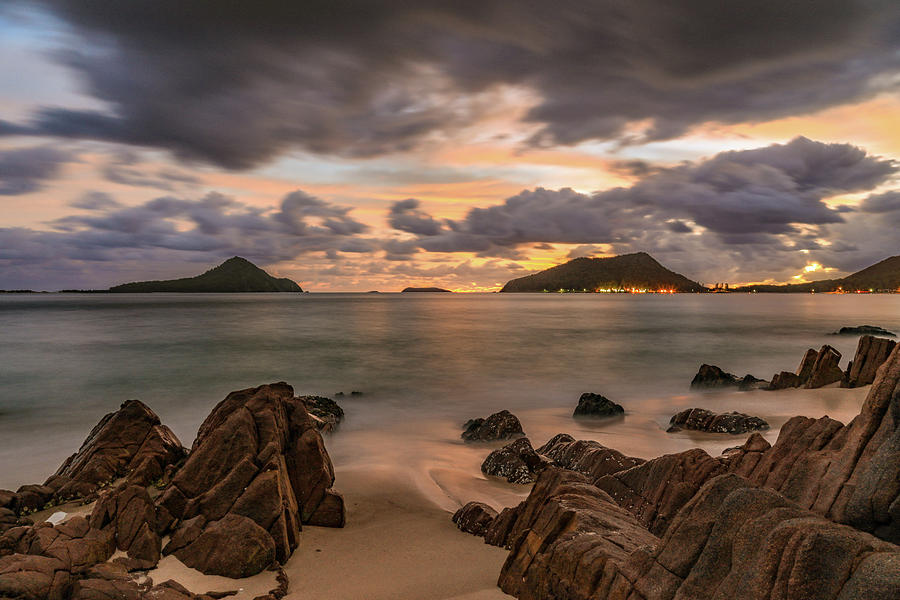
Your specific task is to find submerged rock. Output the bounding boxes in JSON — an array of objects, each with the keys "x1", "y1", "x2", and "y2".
[
  {"x1": 461, "y1": 410, "x2": 524, "y2": 442},
  {"x1": 481, "y1": 437, "x2": 550, "y2": 484},
  {"x1": 572, "y1": 392, "x2": 624, "y2": 417},
  {"x1": 299, "y1": 395, "x2": 344, "y2": 432},
  {"x1": 667, "y1": 408, "x2": 769, "y2": 434},
  {"x1": 690, "y1": 364, "x2": 767, "y2": 390},
  {"x1": 833, "y1": 324, "x2": 896, "y2": 337}
]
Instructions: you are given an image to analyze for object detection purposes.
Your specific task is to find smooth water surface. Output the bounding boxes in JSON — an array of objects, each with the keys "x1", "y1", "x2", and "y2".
[{"x1": 1, "y1": 292, "x2": 897, "y2": 503}]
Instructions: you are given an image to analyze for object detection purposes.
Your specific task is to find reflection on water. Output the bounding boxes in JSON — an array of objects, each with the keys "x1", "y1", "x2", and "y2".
[{"x1": 0, "y1": 292, "x2": 897, "y2": 496}]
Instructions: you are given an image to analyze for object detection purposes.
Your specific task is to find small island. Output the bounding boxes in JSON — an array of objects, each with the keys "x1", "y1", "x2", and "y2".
[
  {"x1": 109, "y1": 257, "x2": 303, "y2": 293},
  {"x1": 401, "y1": 287, "x2": 452, "y2": 293}
]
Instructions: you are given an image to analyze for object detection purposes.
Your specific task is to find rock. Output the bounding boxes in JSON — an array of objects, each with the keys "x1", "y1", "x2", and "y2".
[
  {"x1": 842, "y1": 335, "x2": 896, "y2": 388},
  {"x1": 594, "y1": 447, "x2": 727, "y2": 536},
  {"x1": 157, "y1": 382, "x2": 344, "y2": 576},
  {"x1": 460, "y1": 410, "x2": 524, "y2": 442},
  {"x1": 690, "y1": 364, "x2": 767, "y2": 390},
  {"x1": 728, "y1": 344, "x2": 900, "y2": 544},
  {"x1": 89, "y1": 485, "x2": 161, "y2": 566},
  {"x1": 480, "y1": 437, "x2": 550, "y2": 484},
  {"x1": 572, "y1": 392, "x2": 624, "y2": 417},
  {"x1": 690, "y1": 364, "x2": 739, "y2": 388},
  {"x1": 496, "y1": 467, "x2": 659, "y2": 600},
  {"x1": 0, "y1": 554, "x2": 72, "y2": 600},
  {"x1": 667, "y1": 408, "x2": 769, "y2": 434},
  {"x1": 1, "y1": 516, "x2": 114, "y2": 574},
  {"x1": 451, "y1": 502, "x2": 497, "y2": 536},
  {"x1": 0, "y1": 489, "x2": 19, "y2": 512},
  {"x1": 298, "y1": 395, "x2": 344, "y2": 433},
  {"x1": 610, "y1": 475, "x2": 900, "y2": 600},
  {"x1": 15, "y1": 484, "x2": 55, "y2": 514},
  {"x1": 833, "y1": 325, "x2": 896, "y2": 337},
  {"x1": 536, "y1": 434, "x2": 644, "y2": 483},
  {"x1": 47, "y1": 400, "x2": 184, "y2": 503},
  {"x1": 174, "y1": 514, "x2": 275, "y2": 579},
  {"x1": 767, "y1": 347, "x2": 818, "y2": 389},
  {"x1": 805, "y1": 344, "x2": 844, "y2": 388}
]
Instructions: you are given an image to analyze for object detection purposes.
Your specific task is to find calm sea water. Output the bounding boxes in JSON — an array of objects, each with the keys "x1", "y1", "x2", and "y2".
[{"x1": 1, "y1": 292, "x2": 898, "y2": 504}]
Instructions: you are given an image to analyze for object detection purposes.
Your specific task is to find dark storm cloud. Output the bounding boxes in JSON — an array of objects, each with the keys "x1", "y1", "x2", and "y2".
[
  {"x1": 1, "y1": 190, "x2": 371, "y2": 278},
  {"x1": 860, "y1": 191, "x2": 900, "y2": 214},
  {"x1": 0, "y1": 145, "x2": 73, "y2": 195},
  {"x1": 395, "y1": 138, "x2": 896, "y2": 252},
  {"x1": 4, "y1": 1, "x2": 899, "y2": 167},
  {"x1": 388, "y1": 199, "x2": 444, "y2": 236}
]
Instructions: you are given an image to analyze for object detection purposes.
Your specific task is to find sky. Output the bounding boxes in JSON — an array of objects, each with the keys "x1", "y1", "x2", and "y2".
[{"x1": 0, "y1": 1, "x2": 899, "y2": 291}]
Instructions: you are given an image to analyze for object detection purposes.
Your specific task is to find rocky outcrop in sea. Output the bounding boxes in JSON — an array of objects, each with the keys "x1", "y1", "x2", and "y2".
[
  {"x1": 0, "y1": 382, "x2": 345, "y2": 600},
  {"x1": 456, "y1": 344, "x2": 900, "y2": 598}
]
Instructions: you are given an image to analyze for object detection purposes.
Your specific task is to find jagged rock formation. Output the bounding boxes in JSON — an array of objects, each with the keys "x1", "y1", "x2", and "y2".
[
  {"x1": 572, "y1": 392, "x2": 624, "y2": 417},
  {"x1": 456, "y1": 345, "x2": 900, "y2": 598},
  {"x1": 805, "y1": 344, "x2": 844, "y2": 388},
  {"x1": 667, "y1": 408, "x2": 769, "y2": 434},
  {"x1": 156, "y1": 383, "x2": 344, "y2": 576},
  {"x1": 45, "y1": 400, "x2": 184, "y2": 506},
  {"x1": 842, "y1": 335, "x2": 897, "y2": 388},
  {"x1": 481, "y1": 438, "x2": 550, "y2": 484},
  {"x1": 768, "y1": 348, "x2": 818, "y2": 389},
  {"x1": 461, "y1": 410, "x2": 524, "y2": 442}
]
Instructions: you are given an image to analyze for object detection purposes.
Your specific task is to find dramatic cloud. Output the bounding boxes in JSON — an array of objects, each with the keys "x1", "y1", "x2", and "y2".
[
  {"x1": 102, "y1": 151, "x2": 201, "y2": 191},
  {"x1": 0, "y1": 145, "x2": 73, "y2": 195},
  {"x1": 0, "y1": 190, "x2": 371, "y2": 284},
  {"x1": 388, "y1": 199, "x2": 444, "y2": 236},
  {"x1": 3, "y1": 1, "x2": 898, "y2": 167},
  {"x1": 396, "y1": 138, "x2": 896, "y2": 252}
]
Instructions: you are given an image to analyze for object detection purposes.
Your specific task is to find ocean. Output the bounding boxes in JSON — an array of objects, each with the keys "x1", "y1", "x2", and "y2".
[{"x1": 1, "y1": 292, "x2": 897, "y2": 509}]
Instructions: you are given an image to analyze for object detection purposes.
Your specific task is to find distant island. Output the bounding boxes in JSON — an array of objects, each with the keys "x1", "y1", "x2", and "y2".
[
  {"x1": 109, "y1": 257, "x2": 303, "y2": 293},
  {"x1": 733, "y1": 255, "x2": 900, "y2": 293},
  {"x1": 500, "y1": 252, "x2": 704, "y2": 293},
  {"x1": 401, "y1": 287, "x2": 452, "y2": 293}
]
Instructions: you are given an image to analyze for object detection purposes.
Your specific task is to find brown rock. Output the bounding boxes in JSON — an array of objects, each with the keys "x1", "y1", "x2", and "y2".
[
  {"x1": 805, "y1": 344, "x2": 844, "y2": 388},
  {"x1": 480, "y1": 437, "x2": 550, "y2": 484},
  {"x1": 0, "y1": 554, "x2": 72, "y2": 600},
  {"x1": 89, "y1": 485, "x2": 161, "y2": 567},
  {"x1": 16, "y1": 484, "x2": 55, "y2": 514},
  {"x1": 667, "y1": 407, "x2": 769, "y2": 434},
  {"x1": 451, "y1": 502, "x2": 497, "y2": 536},
  {"x1": 536, "y1": 433, "x2": 644, "y2": 483},
  {"x1": 842, "y1": 335, "x2": 897, "y2": 388},
  {"x1": 159, "y1": 383, "x2": 343, "y2": 576},
  {"x1": 460, "y1": 410, "x2": 524, "y2": 442},
  {"x1": 48, "y1": 400, "x2": 184, "y2": 503},
  {"x1": 174, "y1": 514, "x2": 275, "y2": 579}
]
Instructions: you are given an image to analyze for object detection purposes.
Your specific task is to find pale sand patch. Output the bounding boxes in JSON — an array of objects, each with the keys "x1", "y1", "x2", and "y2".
[
  {"x1": 144, "y1": 555, "x2": 278, "y2": 600},
  {"x1": 283, "y1": 465, "x2": 513, "y2": 600},
  {"x1": 30, "y1": 499, "x2": 94, "y2": 524}
]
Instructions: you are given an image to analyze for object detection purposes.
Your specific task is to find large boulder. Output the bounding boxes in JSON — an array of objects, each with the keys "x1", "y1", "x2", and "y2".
[
  {"x1": 461, "y1": 410, "x2": 524, "y2": 442},
  {"x1": 690, "y1": 364, "x2": 740, "y2": 388},
  {"x1": 667, "y1": 408, "x2": 769, "y2": 434},
  {"x1": 46, "y1": 400, "x2": 184, "y2": 503},
  {"x1": 480, "y1": 437, "x2": 549, "y2": 484},
  {"x1": 0, "y1": 554, "x2": 73, "y2": 600},
  {"x1": 173, "y1": 514, "x2": 275, "y2": 579},
  {"x1": 805, "y1": 344, "x2": 844, "y2": 388},
  {"x1": 0, "y1": 516, "x2": 114, "y2": 574},
  {"x1": 156, "y1": 382, "x2": 344, "y2": 576},
  {"x1": 842, "y1": 335, "x2": 897, "y2": 388},
  {"x1": 572, "y1": 392, "x2": 624, "y2": 417}
]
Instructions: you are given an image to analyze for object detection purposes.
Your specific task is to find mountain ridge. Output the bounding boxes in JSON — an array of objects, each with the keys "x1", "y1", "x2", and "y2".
[
  {"x1": 108, "y1": 257, "x2": 303, "y2": 293},
  {"x1": 499, "y1": 252, "x2": 704, "y2": 293}
]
